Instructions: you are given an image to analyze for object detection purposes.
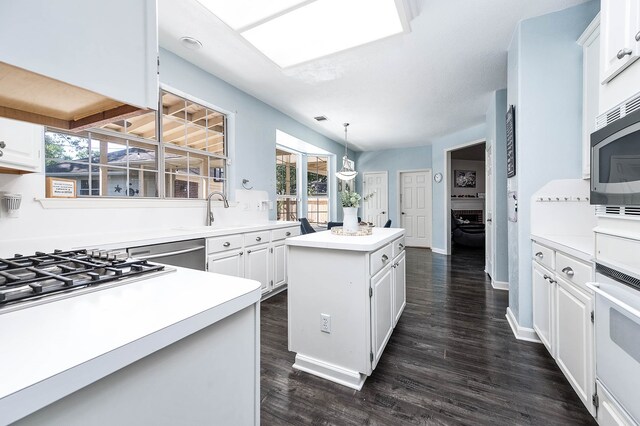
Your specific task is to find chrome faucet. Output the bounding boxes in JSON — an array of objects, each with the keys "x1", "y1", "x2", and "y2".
[{"x1": 206, "y1": 191, "x2": 229, "y2": 225}]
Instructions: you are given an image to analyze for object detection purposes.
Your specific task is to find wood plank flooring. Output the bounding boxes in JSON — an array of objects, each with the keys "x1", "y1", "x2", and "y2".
[{"x1": 260, "y1": 247, "x2": 597, "y2": 425}]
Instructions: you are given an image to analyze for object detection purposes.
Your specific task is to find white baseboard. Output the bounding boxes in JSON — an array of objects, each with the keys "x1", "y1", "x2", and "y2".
[
  {"x1": 491, "y1": 279, "x2": 509, "y2": 291},
  {"x1": 431, "y1": 247, "x2": 447, "y2": 255},
  {"x1": 506, "y1": 307, "x2": 541, "y2": 343}
]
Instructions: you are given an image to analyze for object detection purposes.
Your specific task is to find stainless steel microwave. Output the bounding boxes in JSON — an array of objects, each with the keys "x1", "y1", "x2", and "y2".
[{"x1": 591, "y1": 108, "x2": 640, "y2": 205}]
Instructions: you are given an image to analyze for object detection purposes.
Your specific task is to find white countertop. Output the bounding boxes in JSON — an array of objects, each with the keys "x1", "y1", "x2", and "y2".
[
  {"x1": 0, "y1": 266, "x2": 261, "y2": 424},
  {"x1": 530, "y1": 234, "x2": 594, "y2": 263},
  {"x1": 0, "y1": 221, "x2": 300, "y2": 257},
  {"x1": 286, "y1": 228, "x2": 404, "y2": 251}
]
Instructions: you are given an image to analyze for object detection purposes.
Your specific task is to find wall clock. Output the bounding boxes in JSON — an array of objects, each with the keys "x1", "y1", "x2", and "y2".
[{"x1": 434, "y1": 172, "x2": 443, "y2": 183}]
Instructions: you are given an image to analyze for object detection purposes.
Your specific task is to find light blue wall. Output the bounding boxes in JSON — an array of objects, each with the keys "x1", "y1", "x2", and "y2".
[
  {"x1": 159, "y1": 48, "x2": 350, "y2": 220},
  {"x1": 431, "y1": 123, "x2": 487, "y2": 251},
  {"x1": 354, "y1": 146, "x2": 432, "y2": 226},
  {"x1": 506, "y1": 1, "x2": 599, "y2": 327},
  {"x1": 486, "y1": 89, "x2": 509, "y2": 283}
]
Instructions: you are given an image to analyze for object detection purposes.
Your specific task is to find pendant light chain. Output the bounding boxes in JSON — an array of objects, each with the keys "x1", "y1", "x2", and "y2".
[{"x1": 336, "y1": 122, "x2": 357, "y2": 181}]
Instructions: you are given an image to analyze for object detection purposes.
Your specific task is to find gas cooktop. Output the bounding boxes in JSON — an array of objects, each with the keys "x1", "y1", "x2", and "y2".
[{"x1": 0, "y1": 249, "x2": 171, "y2": 313}]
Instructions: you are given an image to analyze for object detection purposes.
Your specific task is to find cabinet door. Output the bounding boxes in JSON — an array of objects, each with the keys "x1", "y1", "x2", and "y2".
[
  {"x1": 272, "y1": 241, "x2": 286, "y2": 289},
  {"x1": 246, "y1": 245, "x2": 270, "y2": 294},
  {"x1": 601, "y1": 0, "x2": 640, "y2": 83},
  {"x1": 371, "y1": 265, "x2": 393, "y2": 370},
  {"x1": 555, "y1": 277, "x2": 595, "y2": 416},
  {"x1": 0, "y1": 117, "x2": 42, "y2": 173},
  {"x1": 579, "y1": 17, "x2": 600, "y2": 179},
  {"x1": 208, "y1": 251, "x2": 243, "y2": 277},
  {"x1": 393, "y1": 251, "x2": 406, "y2": 326},
  {"x1": 532, "y1": 263, "x2": 555, "y2": 356}
]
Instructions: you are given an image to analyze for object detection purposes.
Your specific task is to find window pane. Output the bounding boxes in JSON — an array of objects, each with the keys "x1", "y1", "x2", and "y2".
[
  {"x1": 307, "y1": 155, "x2": 328, "y2": 196},
  {"x1": 126, "y1": 110, "x2": 157, "y2": 140},
  {"x1": 128, "y1": 140, "x2": 158, "y2": 171},
  {"x1": 189, "y1": 152, "x2": 208, "y2": 176},
  {"x1": 206, "y1": 178, "x2": 225, "y2": 194},
  {"x1": 130, "y1": 169, "x2": 159, "y2": 197},
  {"x1": 307, "y1": 197, "x2": 328, "y2": 225},
  {"x1": 276, "y1": 149, "x2": 297, "y2": 196},
  {"x1": 45, "y1": 131, "x2": 90, "y2": 162},
  {"x1": 277, "y1": 198, "x2": 298, "y2": 221},
  {"x1": 165, "y1": 148, "x2": 189, "y2": 175}
]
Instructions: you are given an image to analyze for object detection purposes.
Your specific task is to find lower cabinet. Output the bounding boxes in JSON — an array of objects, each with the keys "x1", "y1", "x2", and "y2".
[
  {"x1": 206, "y1": 225, "x2": 299, "y2": 298},
  {"x1": 392, "y1": 250, "x2": 406, "y2": 326},
  {"x1": 555, "y1": 276, "x2": 594, "y2": 415},
  {"x1": 371, "y1": 265, "x2": 393, "y2": 369},
  {"x1": 532, "y1": 262, "x2": 555, "y2": 356},
  {"x1": 531, "y1": 239, "x2": 596, "y2": 418}
]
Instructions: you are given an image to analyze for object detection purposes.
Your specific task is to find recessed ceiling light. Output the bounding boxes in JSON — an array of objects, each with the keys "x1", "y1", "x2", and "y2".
[{"x1": 179, "y1": 36, "x2": 203, "y2": 50}]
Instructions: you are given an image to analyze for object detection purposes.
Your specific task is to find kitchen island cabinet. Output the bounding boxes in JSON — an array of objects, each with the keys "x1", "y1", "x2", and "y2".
[
  {"x1": 0, "y1": 267, "x2": 261, "y2": 425},
  {"x1": 286, "y1": 228, "x2": 405, "y2": 390}
]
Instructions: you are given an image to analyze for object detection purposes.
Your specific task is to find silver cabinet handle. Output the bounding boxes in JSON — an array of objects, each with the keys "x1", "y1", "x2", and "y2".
[
  {"x1": 239, "y1": 251, "x2": 243, "y2": 256},
  {"x1": 382, "y1": 254, "x2": 389, "y2": 262},
  {"x1": 247, "y1": 249, "x2": 252, "y2": 254},
  {"x1": 0, "y1": 141, "x2": 5, "y2": 148},
  {"x1": 535, "y1": 252, "x2": 543, "y2": 259},
  {"x1": 636, "y1": 30, "x2": 640, "y2": 42},
  {"x1": 223, "y1": 242, "x2": 231, "y2": 247},
  {"x1": 256, "y1": 236, "x2": 262, "y2": 242},
  {"x1": 617, "y1": 48, "x2": 633, "y2": 59},
  {"x1": 285, "y1": 231, "x2": 291, "y2": 236},
  {"x1": 399, "y1": 243, "x2": 404, "y2": 250},
  {"x1": 562, "y1": 266, "x2": 574, "y2": 277},
  {"x1": 543, "y1": 274, "x2": 550, "y2": 280}
]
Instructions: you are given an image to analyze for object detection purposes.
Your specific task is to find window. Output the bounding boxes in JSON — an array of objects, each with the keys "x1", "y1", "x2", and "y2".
[
  {"x1": 306, "y1": 155, "x2": 329, "y2": 225},
  {"x1": 276, "y1": 148, "x2": 298, "y2": 221},
  {"x1": 44, "y1": 90, "x2": 228, "y2": 199}
]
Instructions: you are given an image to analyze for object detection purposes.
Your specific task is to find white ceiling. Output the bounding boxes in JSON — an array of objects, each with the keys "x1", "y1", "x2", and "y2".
[{"x1": 158, "y1": 0, "x2": 589, "y2": 152}]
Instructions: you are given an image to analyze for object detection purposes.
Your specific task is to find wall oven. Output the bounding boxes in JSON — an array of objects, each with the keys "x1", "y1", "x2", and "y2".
[
  {"x1": 589, "y1": 264, "x2": 640, "y2": 424},
  {"x1": 591, "y1": 107, "x2": 640, "y2": 206}
]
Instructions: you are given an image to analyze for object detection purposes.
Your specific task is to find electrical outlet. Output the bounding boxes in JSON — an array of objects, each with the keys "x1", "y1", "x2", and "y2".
[{"x1": 320, "y1": 313, "x2": 331, "y2": 333}]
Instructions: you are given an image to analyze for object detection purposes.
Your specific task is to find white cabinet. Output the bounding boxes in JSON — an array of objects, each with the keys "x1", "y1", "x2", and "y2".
[
  {"x1": 392, "y1": 250, "x2": 406, "y2": 326},
  {"x1": 600, "y1": 0, "x2": 640, "y2": 84},
  {"x1": 555, "y1": 276, "x2": 595, "y2": 416},
  {"x1": 371, "y1": 265, "x2": 393, "y2": 369},
  {"x1": 0, "y1": 117, "x2": 42, "y2": 174},
  {"x1": 272, "y1": 241, "x2": 287, "y2": 289},
  {"x1": 208, "y1": 250, "x2": 244, "y2": 277},
  {"x1": 531, "y1": 239, "x2": 596, "y2": 418},
  {"x1": 245, "y1": 245, "x2": 270, "y2": 294},
  {"x1": 596, "y1": 381, "x2": 637, "y2": 426},
  {"x1": 578, "y1": 15, "x2": 600, "y2": 179},
  {"x1": 532, "y1": 262, "x2": 556, "y2": 356},
  {"x1": 0, "y1": 0, "x2": 158, "y2": 110}
]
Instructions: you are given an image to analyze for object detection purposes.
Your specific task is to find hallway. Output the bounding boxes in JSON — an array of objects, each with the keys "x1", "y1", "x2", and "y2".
[{"x1": 260, "y1": 248, "x2": 595, "y2": 425}]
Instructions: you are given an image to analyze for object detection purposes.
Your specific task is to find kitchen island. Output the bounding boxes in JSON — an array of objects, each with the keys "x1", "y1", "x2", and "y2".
[
  {"x1": 0, "y1": 266, "x2": 261, "y2": 425},
  {"x1": 286, "y1": 227, "x2": 405, "y2": 390}
]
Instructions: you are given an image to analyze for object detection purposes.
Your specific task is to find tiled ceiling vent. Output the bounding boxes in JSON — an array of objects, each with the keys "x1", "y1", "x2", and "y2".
[
  {"x1": 314, "y1": 116, "x2": 328, "y2": 122},
  {"x1": 596, "y1": 91, "x2": 640, "y2": 129}
]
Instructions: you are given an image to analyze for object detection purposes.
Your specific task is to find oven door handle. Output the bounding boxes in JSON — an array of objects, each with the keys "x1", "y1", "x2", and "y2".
[
  {"x1": 130, "y1": 246, "x2": 205, "y2": 260},
  {"x1": 587, "y1": 282, "x2": 640, "y2": 320}
]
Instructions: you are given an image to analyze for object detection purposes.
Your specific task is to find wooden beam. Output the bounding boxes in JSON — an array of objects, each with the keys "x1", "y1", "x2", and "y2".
[
  {"x1": 69, "y1": 104, "x2": 148, "y2": 132},
  {"x1": 0, "y1": 105, "x2": 70, "y2": 129}
]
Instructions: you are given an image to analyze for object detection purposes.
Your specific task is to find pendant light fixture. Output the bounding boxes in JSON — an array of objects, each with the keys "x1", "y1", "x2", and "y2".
[{"x1": 335, "y1": 123, "x2": 357, "y2": 181}]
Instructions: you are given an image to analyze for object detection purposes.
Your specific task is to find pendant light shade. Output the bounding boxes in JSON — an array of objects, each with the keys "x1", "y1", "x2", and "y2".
[{"x1": 335, "y1": 123, "x2": 357, "y2": 181}]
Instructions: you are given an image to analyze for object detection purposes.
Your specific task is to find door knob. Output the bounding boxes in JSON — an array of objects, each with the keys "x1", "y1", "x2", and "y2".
[
  {"x1": 381, "y1": 211, "x2": 386, "y2": 214},
  {"x1": 0, "y1": 141, "x2": 5, "y2": 148},
  {"x1": 617, "y1": 48, "x2": 633, "y2": 59},
  {"x1": 486, "y1": 219, "x2": 492, "y2": 222},
  {"x1": 401, "y1": 212, "x2": 405, "y2": 215}
]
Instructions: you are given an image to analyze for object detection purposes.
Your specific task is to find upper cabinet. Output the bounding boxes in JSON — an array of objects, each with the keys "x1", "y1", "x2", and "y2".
[
  {"x1": 0, "y1": 117, "x2": 43, "y2": 174},
  {"x1": 0, "y1": 0, "x2": 158, "y2": 130},
  {"x1": 578, "y1": 14, "x2": 600, "y2": 179},
  {"x1": 600, "y1": 0, "x2": 640, "y2": 84}
]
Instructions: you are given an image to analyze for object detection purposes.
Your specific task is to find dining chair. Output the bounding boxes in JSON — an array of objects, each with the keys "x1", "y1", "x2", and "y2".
[
  {"x1": 384, "y1": 219, "x2": 392, "y2": 228},
  {"x1": 299, "y1": 218, "x2": 316, "y2": 234}
]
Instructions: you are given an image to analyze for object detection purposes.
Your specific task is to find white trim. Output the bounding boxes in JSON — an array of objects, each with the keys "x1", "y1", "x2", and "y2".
[
  {"x1": 443, "y1": 138, "x2": 485, "y2": 256},
  {"x1": 505, "y1": 307, "x2": 541, "y2": 343},
  {"x1": 491, "y1": 279, "x2": 509, "y2": 291},
  {"x1": 36, "y1": 198, "x2": 233, "y2": 209},
  {"x1": 431, "y1": 247, "x2": 447, "y2": 255},
  {"x1": 292, "y1": 353, "x2": 366, "y2": 390},
  {"x1": 576, "y1": 12, "x2": 600, "y2": 46}
]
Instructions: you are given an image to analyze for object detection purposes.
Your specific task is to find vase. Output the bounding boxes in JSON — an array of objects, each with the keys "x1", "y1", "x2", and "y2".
[{"x1": 343, "y1": 207, "x2": 359, "y2": 233}]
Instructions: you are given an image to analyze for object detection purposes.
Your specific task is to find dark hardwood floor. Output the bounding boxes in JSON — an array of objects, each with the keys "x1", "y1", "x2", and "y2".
[{"x1": 260, "y1": 247, "x2": 596, "y2": 425}]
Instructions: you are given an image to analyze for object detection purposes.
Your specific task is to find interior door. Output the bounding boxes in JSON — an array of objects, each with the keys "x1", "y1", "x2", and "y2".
[
  {"x1": 363, "y1": 172, "x2": 388, "y2": 227},
  {"x1": 400, "y1": 170, "x2": 432, "y2": 247},
  {"x1": 485, "y1": 145, "x2": 494, "y2": 278}
]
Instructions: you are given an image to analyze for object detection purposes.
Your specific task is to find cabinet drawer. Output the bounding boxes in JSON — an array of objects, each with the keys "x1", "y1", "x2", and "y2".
[
  {"x1": 556, "y1": 252, "x2": 592, "y2": 287},
  {"x1": 244, "y1": 230, "x2": 270, "y2": 247},
  {"x1": 370, "y1": 243, "x2": 393, "y2": 276},
  {"x1": 207, "y1": 234, "x2": 243, "y2": 254},
  {"x1": 532, "y1": 242, "x2": 555, "y2": 270},
  {"x1": 391, "y1": 236, "x2": 405, "y2": 259},
  {"x1": 272, "y1": 226, "x2": 300, "y2": 241}
]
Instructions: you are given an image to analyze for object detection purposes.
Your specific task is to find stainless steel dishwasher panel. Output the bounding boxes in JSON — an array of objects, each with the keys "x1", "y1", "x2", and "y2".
[{"x1": 128, "y1": 239, "x2": 206, "y2": 271}]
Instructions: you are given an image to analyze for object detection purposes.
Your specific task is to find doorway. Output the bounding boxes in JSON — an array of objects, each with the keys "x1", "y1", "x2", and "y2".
[
  {"x1": 445, "y1": 140, "x2": 487, "y2": 265},
  {"x1": 399, "y1": 170, "x2": 432, "y2": 248},
  {"x1": 362, "y1": 171, "x2": 389, "y2": 227}
]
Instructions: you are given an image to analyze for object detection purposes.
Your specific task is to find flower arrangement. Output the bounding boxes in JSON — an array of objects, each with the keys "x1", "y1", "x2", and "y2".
[{"x1": 340, "y1": 190, "x2": 374, "y2": 208}]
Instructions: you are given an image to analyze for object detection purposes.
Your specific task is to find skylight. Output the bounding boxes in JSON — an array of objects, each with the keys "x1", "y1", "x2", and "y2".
[{"x1": 198, "y1": 0, "x2": 407, "y2": 68}]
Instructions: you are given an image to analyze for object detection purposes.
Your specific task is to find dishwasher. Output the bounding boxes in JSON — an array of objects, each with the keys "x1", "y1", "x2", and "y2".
[{"x1": 127, "y1": 239, "x2": 206, "y2": 271}]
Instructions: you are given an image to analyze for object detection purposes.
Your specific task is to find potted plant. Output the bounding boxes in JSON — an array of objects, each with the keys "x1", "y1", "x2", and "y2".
[{"x1": 339, "y1": 190, "x2": 373, "y2": 232}]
